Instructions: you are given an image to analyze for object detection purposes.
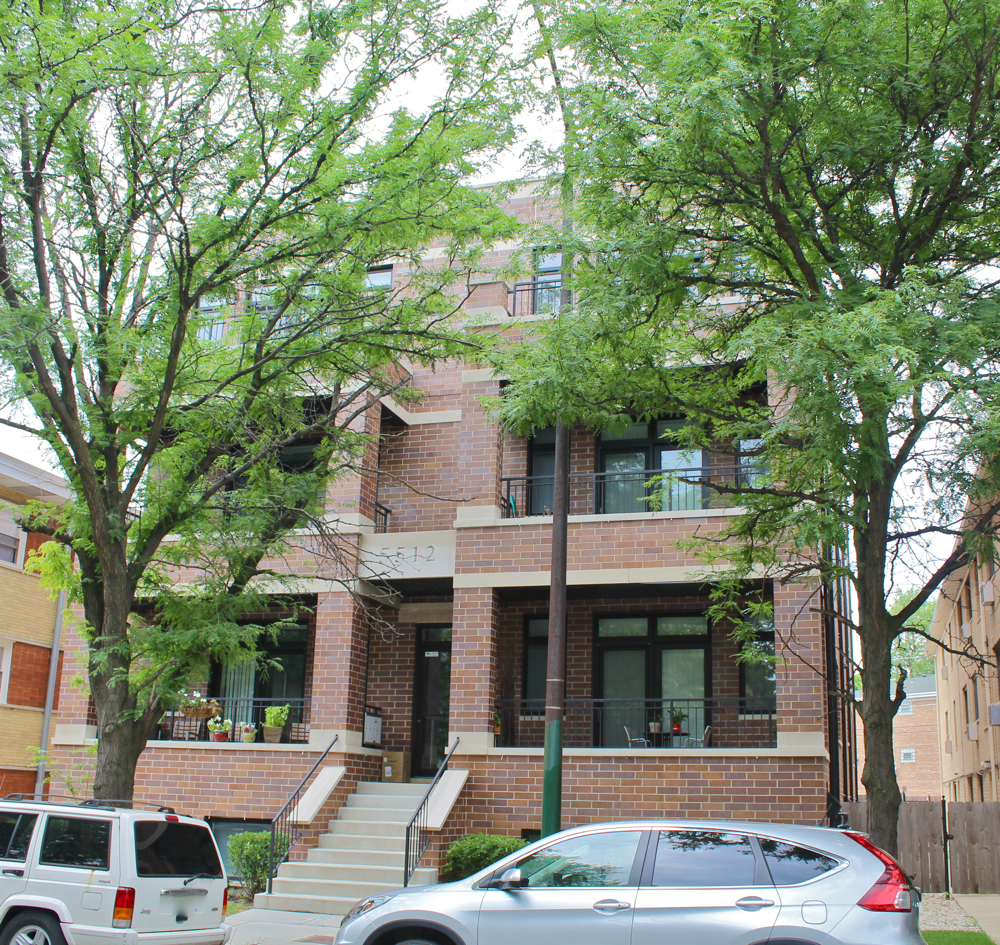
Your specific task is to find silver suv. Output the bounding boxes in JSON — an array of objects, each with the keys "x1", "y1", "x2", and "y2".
[
  {"x1": 335, "y1": 819, "x2": 923, "y2": 945},
  {"x1": 0, "y1": 796, "x2": 231, "y2": 945}
]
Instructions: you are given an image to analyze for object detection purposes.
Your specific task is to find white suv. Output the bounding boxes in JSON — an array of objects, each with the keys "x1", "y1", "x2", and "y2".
[{"x1": 0, "y1": 797, "x2": 231, "y2": 945}]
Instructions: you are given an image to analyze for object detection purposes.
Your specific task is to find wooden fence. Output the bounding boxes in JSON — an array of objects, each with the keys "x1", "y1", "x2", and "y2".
[{"x1": 841, "y1": 800, "x2": 1000, "y2": 894}]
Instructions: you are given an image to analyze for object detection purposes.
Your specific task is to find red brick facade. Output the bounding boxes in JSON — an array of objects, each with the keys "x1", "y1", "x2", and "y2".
[{"x1": 50, "y1": 184, "x2": 851, "y2": 866}]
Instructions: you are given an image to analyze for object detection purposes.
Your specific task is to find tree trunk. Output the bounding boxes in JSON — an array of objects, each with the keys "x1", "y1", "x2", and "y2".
[{"x1": 92, "y1": 714, "x2": 153, "y2": 804}]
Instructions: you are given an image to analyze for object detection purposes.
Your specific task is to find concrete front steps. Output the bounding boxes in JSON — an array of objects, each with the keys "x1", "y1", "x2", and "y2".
[{"x1": 255, "y1": 781, "x2": 439, "y2": 915}]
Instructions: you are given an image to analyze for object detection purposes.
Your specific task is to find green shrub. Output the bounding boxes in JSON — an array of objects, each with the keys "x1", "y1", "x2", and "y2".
[
  {"x1": 264, "y1": 704, "x2": 290, "y2": 727},
  {"x1": 228, "y1": 830, "x2": 289, "y2": 897},
  {"x1": 443, "y1": 833, "x2": 527, "y2": 882}
]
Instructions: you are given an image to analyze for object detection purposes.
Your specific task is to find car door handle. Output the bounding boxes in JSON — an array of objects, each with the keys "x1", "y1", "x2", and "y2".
[
  {"x1": 1, "y1": 869, "x2": 24, "y2": 877},
  {"x1": 593, "y1": 899, "x2": 632, "y2": 913},
  {"x1": 735, "y1": 896, "x2": 775, "y2": 910}
]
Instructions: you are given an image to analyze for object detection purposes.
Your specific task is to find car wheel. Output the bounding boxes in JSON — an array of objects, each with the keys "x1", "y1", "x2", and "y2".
[{"x1": 0, "y1": 911, "x2": 67, "y2": 945}]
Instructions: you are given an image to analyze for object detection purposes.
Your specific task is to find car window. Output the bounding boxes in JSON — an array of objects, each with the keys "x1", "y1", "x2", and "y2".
[
  {"x1": 40, "y1": 817, "x2": 112, "y2": 870},
  {"x1": 518, "y1": 831, "x2": 642, "y2": 888},
  {"x1": 0, "y1": 812, "x2": 37, "y2": 861},
  {"x1": 134, "y1": 821, "x2": 223, "y2": 877},
  {"x1": 651, "y1": 830, "x2": 757, "y2": 887},
  {"x1": 759, "y1": 839, "x2": 839, "y2": 885}
]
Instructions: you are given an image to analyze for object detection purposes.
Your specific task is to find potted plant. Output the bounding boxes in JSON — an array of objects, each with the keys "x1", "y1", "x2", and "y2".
[
  {"x1": 240, "y1": 723, "x2": 257, "y2": 744},
  {"x1": 262, "y1": 704, "x2": 290, "y2": 743},
  {"x1": 179, "y1": 690, "x2": 221, "y2": 719},
  {"x1": 648, "y1": 713, "x2": 662, "y2": 734},
  {"x1": 493, "y1": 712, "x2": 502, "y2": 735},
  {"x1": 207, "y1": 717, "x2": 232, "y2": 742},
  {"x1": 670, "y1": 709, "x2": 687, "y2": 735}
]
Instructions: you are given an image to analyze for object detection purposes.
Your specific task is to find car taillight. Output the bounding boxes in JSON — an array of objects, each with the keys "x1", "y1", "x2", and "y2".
[
  {"x1": 846, "y1": 832, "x2": 912, "y2": 912},
  {"x1": 113, "y1": 887, "x2": 136, "y2": 928},
  {"x1": 223, "y1": 886, "x2": 228, "y2": 918}
]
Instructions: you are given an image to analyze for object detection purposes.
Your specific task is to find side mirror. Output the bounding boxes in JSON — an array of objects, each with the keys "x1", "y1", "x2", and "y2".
[{"x1": 497, "y1": 868, "x2": 523, "y2": 890}]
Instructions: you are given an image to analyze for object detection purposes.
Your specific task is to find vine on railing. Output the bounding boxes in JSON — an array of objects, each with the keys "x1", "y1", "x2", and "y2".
[
  {"x1": 403, "y1": 738, "x2": 460, "y2": 887},
  {"x1": 266, "y1": 734, "x2": 339, "y2": 894}
]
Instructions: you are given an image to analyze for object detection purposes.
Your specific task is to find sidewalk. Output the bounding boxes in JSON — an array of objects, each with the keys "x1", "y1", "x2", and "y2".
[
  {"x1": 228, "y1": 908, "x2": 343, "y2": 945},
  {"x1": 954, "y1": 895, "x2": 1000, "y2": 944}
]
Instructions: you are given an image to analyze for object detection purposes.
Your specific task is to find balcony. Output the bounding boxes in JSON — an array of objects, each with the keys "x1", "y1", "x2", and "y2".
[
  {"x1": 495, "y1": 697, "x2": 777, "y2": 750},
  {"x1": 156, "y1": 697, "x2": 311, "y2": 744},
  {"x1": 502, "y1": 465, "x2": 752, "y2": 518},
  {"x1": 508, "y1": 278, "x2": 563, "y2": 318}
]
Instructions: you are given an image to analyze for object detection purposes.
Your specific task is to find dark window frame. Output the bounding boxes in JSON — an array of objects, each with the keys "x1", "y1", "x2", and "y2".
[
  {"x1": 592, "y1": 612, "x2": 712, "y2": 703},
  {"x1": 522, "y1": 614, "x2": 563, "y2": 704}
]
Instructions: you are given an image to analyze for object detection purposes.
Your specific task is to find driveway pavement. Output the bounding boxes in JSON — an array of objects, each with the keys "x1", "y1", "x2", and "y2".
[
  {"x1": 228, "y1": 908, "x2": 343, "y2": 945},
  {"x1": 954, "y1": 895, "x2": 1000, "y2": 943}
]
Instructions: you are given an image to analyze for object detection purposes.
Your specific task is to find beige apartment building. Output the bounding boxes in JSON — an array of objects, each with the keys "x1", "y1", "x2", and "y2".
[
  {"x1": 0, "y1": 452, "x2": 69, "y2": 795},
  {"x1": 931, "y1": 546, "x2": 1000, "y2": 800}
]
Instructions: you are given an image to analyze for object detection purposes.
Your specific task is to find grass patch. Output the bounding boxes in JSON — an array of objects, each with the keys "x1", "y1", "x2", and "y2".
[
  {"x1": 225, "y1": 893, "x2": 254, "y2": 916},
  {"x1": 922, "y1": 932, "x2": 995, "y2": 945}
]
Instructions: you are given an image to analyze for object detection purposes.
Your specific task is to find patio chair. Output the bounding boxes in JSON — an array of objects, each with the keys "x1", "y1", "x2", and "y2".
[
  {"x1": 170, "y1": 717, "x2": 203, "y2": 741},
  {"x1": 683, "y1": 725, "x2": 712, "y2": 748},
  {"x1": 624, "y1": 725, "x2": 650, "y2": 748}
]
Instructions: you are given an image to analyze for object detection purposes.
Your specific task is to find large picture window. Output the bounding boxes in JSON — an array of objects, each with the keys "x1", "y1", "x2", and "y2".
[
  {"x1": 595, "y1": 614, "x2": 710, "y2": 746},
  {"x1": 597, "y1": 419, "x2": 705, "y2": 514}
]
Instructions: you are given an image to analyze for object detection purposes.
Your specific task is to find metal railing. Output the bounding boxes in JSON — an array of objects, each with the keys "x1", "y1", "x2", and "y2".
[
  {"x1": 266, "y1": 734, "x2": 339, "y2": 894},
  {"x1": 501, "y1": 464, "x2": 756, "y2": 518},
  {"x1": 374, "y1": 502, "x2": 391, "y2": 534},
  {"x1": 508, "y1": 279, "x2": 563, "y2": 318},
  {"x1": 156, "y1": 697, "x2": 311, "y2": 744},
  {"x1": 403, "y1": 737, "x2": 460, "y2": 887},
  {"x1": 494, "y1": 697, "x2": 777, "y2": 749}
]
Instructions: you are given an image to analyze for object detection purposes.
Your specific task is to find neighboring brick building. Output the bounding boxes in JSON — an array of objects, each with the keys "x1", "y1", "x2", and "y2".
[
  {"x1": 0, "y1": 452, "x2": 69, "y2": 795},
  {"x1": 50, "y1": 183, "x2": 858, "y2": 908},
  {"x1": 892, "y1": 674, "x2": 943, "y2": 800},
  {"x1": 931, "y1": 546, "x2": 1000, "y2": 800}
]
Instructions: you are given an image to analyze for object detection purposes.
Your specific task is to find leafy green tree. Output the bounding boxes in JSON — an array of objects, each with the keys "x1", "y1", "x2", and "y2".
[
  {"x1": 491, "y1": 0, "x2": 1000, "y2": 854},
  {"x1": 0, "y1": 0, "x2": 519, "y2": 801},
  {"x1": 890, "y1": 591, "x2": 937, "y2": 682}
]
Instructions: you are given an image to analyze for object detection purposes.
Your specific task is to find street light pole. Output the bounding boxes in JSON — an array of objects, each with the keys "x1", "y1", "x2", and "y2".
[{"x1": 541, "y1": 419, "x2": 569, "y2": 837}]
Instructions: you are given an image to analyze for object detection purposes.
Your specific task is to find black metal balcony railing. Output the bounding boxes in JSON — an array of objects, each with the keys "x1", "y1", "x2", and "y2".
[
  {"x1": 157, "y1": 697, "x2": 311, "y2": 744},
  {"x1": 374, "y1": 502, "x2": 391, "y2": 534},
  {"x1": 502, "y1": 464, "x2": 758, "y2": 518},
  {"x1": 494, "y1": 697, "x2": 777, "y2": 750},
  {"x1": 508, "y1": 279, "x2": 563, "y2": 318}
]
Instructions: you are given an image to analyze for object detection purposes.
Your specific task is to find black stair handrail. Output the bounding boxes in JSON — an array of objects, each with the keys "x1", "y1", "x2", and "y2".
[
  {"x1": 403, "y1": 738, "x2": 460, "y2": 887},
  {"x1": 266, "y1": 734, "x2": 339, "y2": 894}
]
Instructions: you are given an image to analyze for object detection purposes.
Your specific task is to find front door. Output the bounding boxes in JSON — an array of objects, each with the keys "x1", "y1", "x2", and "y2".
[
  {"x1": 412, "y1": 626, "x2": 451, "y2": 776},
  {"x1": 478, "y1": 829, "x2": 644, "y2": 945}
]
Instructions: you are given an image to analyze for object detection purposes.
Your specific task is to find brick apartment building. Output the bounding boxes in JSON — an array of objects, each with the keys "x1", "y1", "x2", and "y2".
[
  {"x1": 0, "y1": 452, "x2": 69, "y2": 796},
  {"x1": 932, "y1": 546, "x2": 1000, "y2": 801},
  {"x1": 49, "y1": 182, "x2": 859, "y2": 912}
]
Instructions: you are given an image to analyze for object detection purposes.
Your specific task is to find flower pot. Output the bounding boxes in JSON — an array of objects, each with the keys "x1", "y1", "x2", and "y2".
[
  {"x1": 211, "y1": 731, "x2": 229, "y2": 742},
  {"x1": 648, "y1": 722, "x2": 662, "y2": 734},
  {"x1": 241, "y1": 732, "x2": 257, "y2": 743},
  {"x1": 262, "y1": 724, "x2": 283, "y2": 744},
  {"x1": 671, "y1": 723, "x2": 681, "y2": 735}
]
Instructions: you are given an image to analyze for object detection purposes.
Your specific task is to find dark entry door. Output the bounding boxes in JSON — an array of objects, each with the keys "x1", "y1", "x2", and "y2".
[{"x1": 412, "y1": 626, "x2": 451, "y2": 776}]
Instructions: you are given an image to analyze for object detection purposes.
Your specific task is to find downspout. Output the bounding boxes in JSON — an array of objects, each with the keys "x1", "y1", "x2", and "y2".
[{"x1": 35, "y1": 589, "x2": 67, "y2": 798}]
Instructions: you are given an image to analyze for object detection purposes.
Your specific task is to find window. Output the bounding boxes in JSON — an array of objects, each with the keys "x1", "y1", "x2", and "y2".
[
  {"x1": 532, "y1": 251, "x2": 562, "y2": 313},
  {"x1": 527, "y1": 427, "x2": 556, "y2": 516},
  {"x1": 651, "y1": 830, "x2": 757, "y2": 887},
  {"x1": 0, "y1": 812, "x2": 37, "y2": 861},
  {"x1": 973, "y1": 677, "x2": 980, "y2": 720},
  {"x1": 517, "y1": 830, "x2": 641, "y2": 888},
  {"x1": 739, "y1": 616, "x2": 776, "y2": 710},
  {"x1": 523, "y1": 617, "x2": 550, "y2": 703},
  {"x1": 759, "y1": 839, "x2": 839, "y2": 885},
  {"x1": 595, "y1": 614, "x2": 709, "y2": 747},
  {"x1": 134, "y1": 821, "x2": 223, "y2": 877},
  {"x1": 40, "y1": 817, "x2": 111, "y2": 870},
  {"x1": 0, "y1": 640, "x2": 11, "y2": 703},
  {"x1": 196, "y1": 320, "x2": 225, "y2": 343},
  {"x1": 0, "y1": 532, "x2": 18, "y2": 565},
  {"x1": 898, "y1": 699, "x2": 913, "y2": 715},
  {"x1": 899, "y1": 749, "x2": 916, "y2": 763},
  {"x1": 364, "y1": 266, "x2": 393, "y2": 290},
  {"x1": 963, "y1": 686, "x2": 970, "y2": 724},
  {"x1": 597, "y1": 419, "x2": 704, "y2": 514},
  {"x1": 737, "y1": 438, "x2": 766, "y2": 487}
]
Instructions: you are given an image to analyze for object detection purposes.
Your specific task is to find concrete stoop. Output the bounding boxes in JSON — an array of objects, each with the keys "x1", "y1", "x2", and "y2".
[{"x1": 254, "y1": 781, "x2": 438, "y2": 915}]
